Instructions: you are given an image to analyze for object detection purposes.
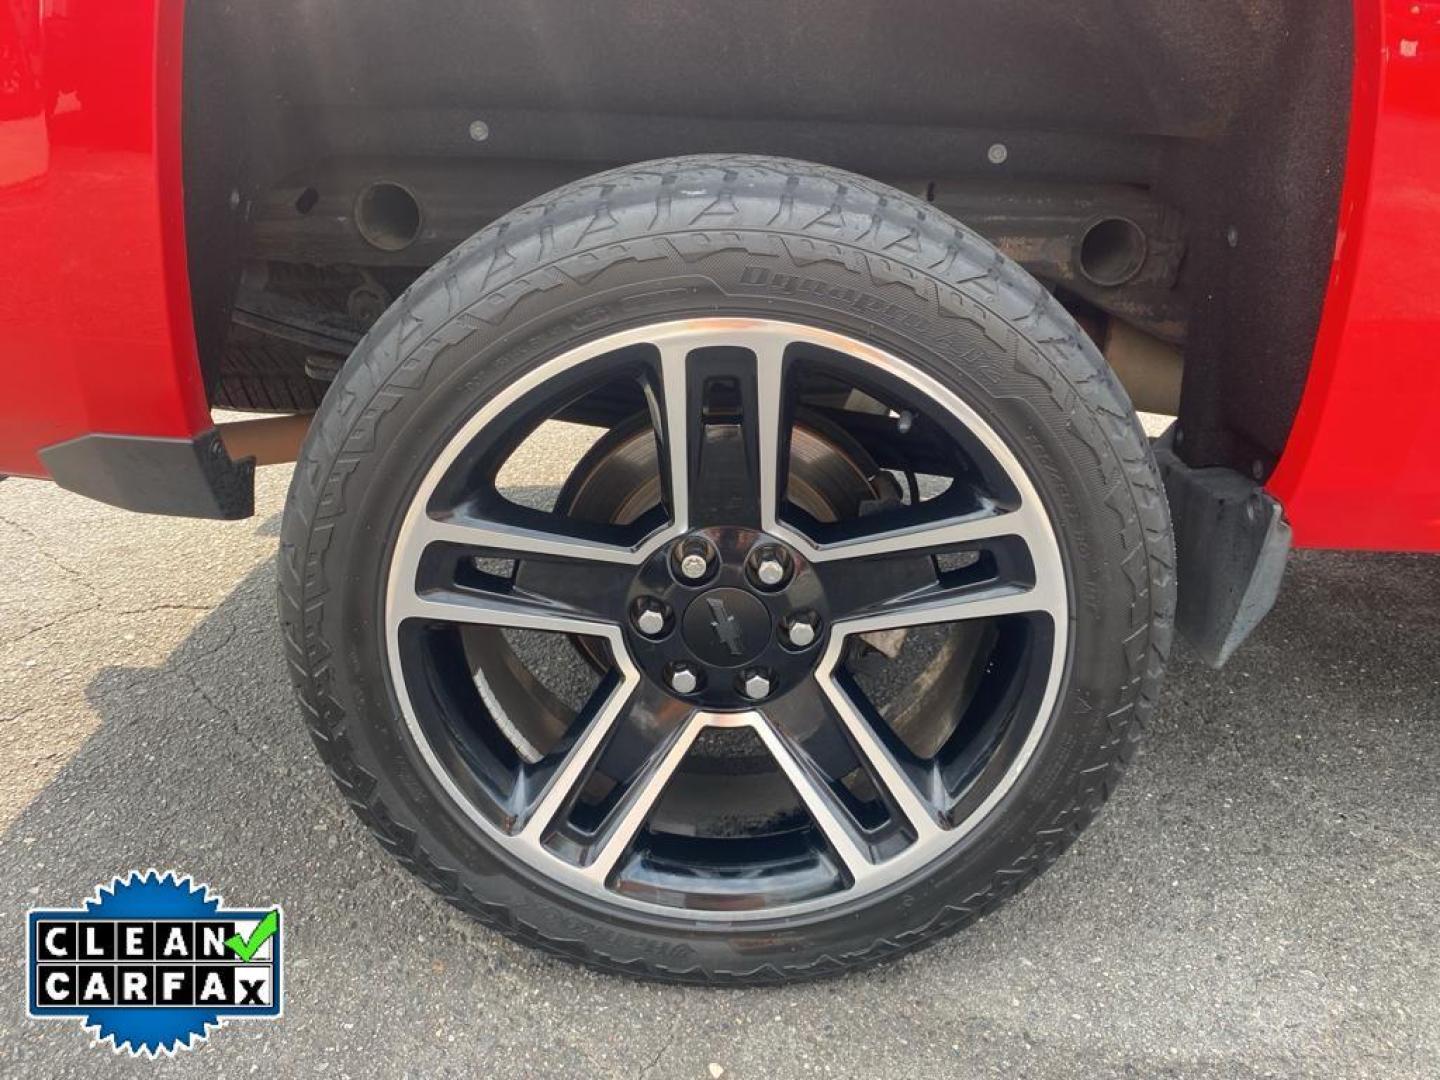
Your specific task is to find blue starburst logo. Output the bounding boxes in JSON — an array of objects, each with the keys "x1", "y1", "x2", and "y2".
[{"x1": 26, "y1": 870, "x2": 283, "y2": 1056}]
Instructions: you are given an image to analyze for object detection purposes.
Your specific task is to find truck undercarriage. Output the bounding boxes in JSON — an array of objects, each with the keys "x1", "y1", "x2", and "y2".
[{"x1": 184, "y1": 0, "x2": 1352, "y2": 483}]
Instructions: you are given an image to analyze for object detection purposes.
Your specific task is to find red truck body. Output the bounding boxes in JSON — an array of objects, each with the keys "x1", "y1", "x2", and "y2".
[
  {"x1": 1, "y1": 0, "x2": 1437, "y2": 551},
  {"x1": 0, "y1": 1, "x2": 206, "y2": 475}
]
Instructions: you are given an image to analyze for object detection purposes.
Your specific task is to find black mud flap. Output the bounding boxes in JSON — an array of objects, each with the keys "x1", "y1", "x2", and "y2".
[
  {"x1": 38, "y1": 428, "x2": 255, "y2": 520},
  {"x1": 1154, "y1": 429, "x2": 1291, "y2": 668}
]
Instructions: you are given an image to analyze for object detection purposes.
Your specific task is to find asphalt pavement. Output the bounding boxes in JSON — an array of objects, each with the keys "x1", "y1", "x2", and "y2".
[{"x1": 1, "y1": 441, "x2": 1437, "y2": 1079}]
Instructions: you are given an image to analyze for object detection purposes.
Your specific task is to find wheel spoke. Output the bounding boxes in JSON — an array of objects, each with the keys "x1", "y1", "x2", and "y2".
[
  {"x1": 654, "y1": 330, "x2": 789, "y2": 529},
  {"x1": 753, "y1": 333, "x2": 788, "y2": 537},
  {"x1": 654, "y1": 341, "x2": 693, "y2": 532},
  {"x1": 812, "y1": 676, "x2": 948, "y2": 846},
  {"x1": 784, "y1": 498, "x2": 1048, "y2": 565},
  {"x1": 745, "y1": 711, "x2": 877, "y2": 884},
  {"x1": 508, "y1": 557, "x2": 635, "y2": 624},
  {"x1": 836, "y1": 577, "x2": 1061, "y2": 636},
  {"x1": 408, "y1": 512, "x2": 650, "y2": 565},
  {"x1": 391, "y1": 583, "x2": 617, "y2": 637},
  {"x1": 573, "y1": 706, "x2": 705, "y2": 883},
  {"x1": 391, "y1": 507, "x2": 645, "y2": 625},
  {"x1": 816, "y1": 499, "x2": 1065, "y2": 627},
  {"x1": 512, "y1": 677, "x2": 674, "y2": 846}
]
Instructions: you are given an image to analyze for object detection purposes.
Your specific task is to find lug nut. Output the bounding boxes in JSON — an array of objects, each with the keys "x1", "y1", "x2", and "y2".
[
  {"x1": 668, "y1": 663, "x2": 700, "y2": 696},
  {"x1": 756, "y1": 558, "x2": 786, "y2": 586},
  {"x1": 740, "y1": 669, "x2": 773, "y2": 701},
  {"x1": 749, "y1": 545, "x2": 791, "y2": 589},
  {"x1": 675, "y1": 537, "x2": 714, "y2": 582},
  {"x1": 784, "y1": 612, "x2": 819, "y2": 648},
  {"x1": 632, "y1": 598, "x2": 669, "y2": 638}
]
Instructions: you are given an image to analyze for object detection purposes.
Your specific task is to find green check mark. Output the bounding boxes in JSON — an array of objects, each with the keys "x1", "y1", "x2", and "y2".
[{"x1": 225, "y1": 910, "x2": 279, "y2": 962}]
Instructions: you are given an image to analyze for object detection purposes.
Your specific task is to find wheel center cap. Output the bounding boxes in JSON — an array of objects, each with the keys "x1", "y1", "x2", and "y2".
[{"x1": 681, "y1": 588, "x2": 771, "y2": 668}]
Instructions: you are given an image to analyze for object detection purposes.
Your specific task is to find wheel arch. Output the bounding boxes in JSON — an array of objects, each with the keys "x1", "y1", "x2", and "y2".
[{"x1": 180, "y1": 1, "x2": 1351, "y2": 461}]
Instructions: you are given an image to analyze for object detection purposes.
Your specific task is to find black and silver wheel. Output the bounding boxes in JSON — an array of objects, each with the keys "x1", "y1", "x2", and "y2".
[{"x1": 280, "y1": 155, "x2": 1174, "y2": 983}]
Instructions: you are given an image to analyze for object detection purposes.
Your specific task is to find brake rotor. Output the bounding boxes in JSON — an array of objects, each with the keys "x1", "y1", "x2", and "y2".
[{"x1": 561, "y1": 414, "x2": 883, "y2": 529}]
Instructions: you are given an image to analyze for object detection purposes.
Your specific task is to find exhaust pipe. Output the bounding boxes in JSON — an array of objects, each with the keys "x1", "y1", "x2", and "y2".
[{"x1": 217, "y1": 414, "x2": 312, "y2": 466}]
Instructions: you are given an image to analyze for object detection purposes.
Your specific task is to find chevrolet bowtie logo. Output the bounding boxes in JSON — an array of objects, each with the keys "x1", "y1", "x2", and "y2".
[{"x1": 706, "y1": 596, "x2": 746, "y2": 657}]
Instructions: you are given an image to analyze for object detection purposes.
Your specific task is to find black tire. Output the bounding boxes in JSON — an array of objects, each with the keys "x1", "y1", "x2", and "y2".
[
  {"x1": 211, "y1": 328, "x2": 327, "y2": 413},
  {"x1": 279, "y1": 155, "x2": 1174, "y2": 984}
]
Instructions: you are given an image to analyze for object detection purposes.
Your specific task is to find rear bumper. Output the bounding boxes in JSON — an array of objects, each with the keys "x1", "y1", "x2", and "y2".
[{"x1": 37, "y1": 429, "x2": 254, "y2": 519}]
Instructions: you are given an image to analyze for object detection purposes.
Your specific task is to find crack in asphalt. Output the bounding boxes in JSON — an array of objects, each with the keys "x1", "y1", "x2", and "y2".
[
  {"x1": 635, "y1": 1010, "x2": 687, "y2": 1079},
  {"x1": 177, "y1": 614, "x2": 239, "y2": 722},
  {"x1": 0, "y1": 511, "x2": 104, "y2": 605},
  {"x1": 1, "y1": 603, "x2": 98, "y2": 649},
  {"x1": 113, "y1": 603, "x2": 219, "y2": 616},
  {"x1": 3, "y1": 601, "x2": 223, "y2": 652}
]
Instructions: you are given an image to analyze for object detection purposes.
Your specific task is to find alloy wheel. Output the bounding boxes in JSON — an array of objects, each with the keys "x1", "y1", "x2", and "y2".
[{"x1": 383, "y1": 317, "x2": 1068, "y2": 920}]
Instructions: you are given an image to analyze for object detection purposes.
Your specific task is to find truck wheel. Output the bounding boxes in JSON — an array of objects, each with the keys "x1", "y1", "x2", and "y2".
[{"x1": 279, "y1": 155, "x2": 1174, "y2": 984}]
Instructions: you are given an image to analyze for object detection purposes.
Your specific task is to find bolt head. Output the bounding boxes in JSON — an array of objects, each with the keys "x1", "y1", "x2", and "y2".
[
  {"x1": 635, "y1": 607, "x2": 666, "y2": 637},
  {"x1": 741, "y1": 670, "x2": 773, "y2": 701},
  {"x1": 785, "y1": 615, "x2": 818, "y2": 648},
  {"x1": 749, "y1": 545, "x2": 792, "y2": 589},
  {"x1": 755, "y1": 558, "x2": 785, "y2": 586},
  {"x1": 668, "y1": 665, "x2": 700, "y2": 696},
  {"x1": 679, "y1": 552, "x2": 709, "y2": 580}
]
